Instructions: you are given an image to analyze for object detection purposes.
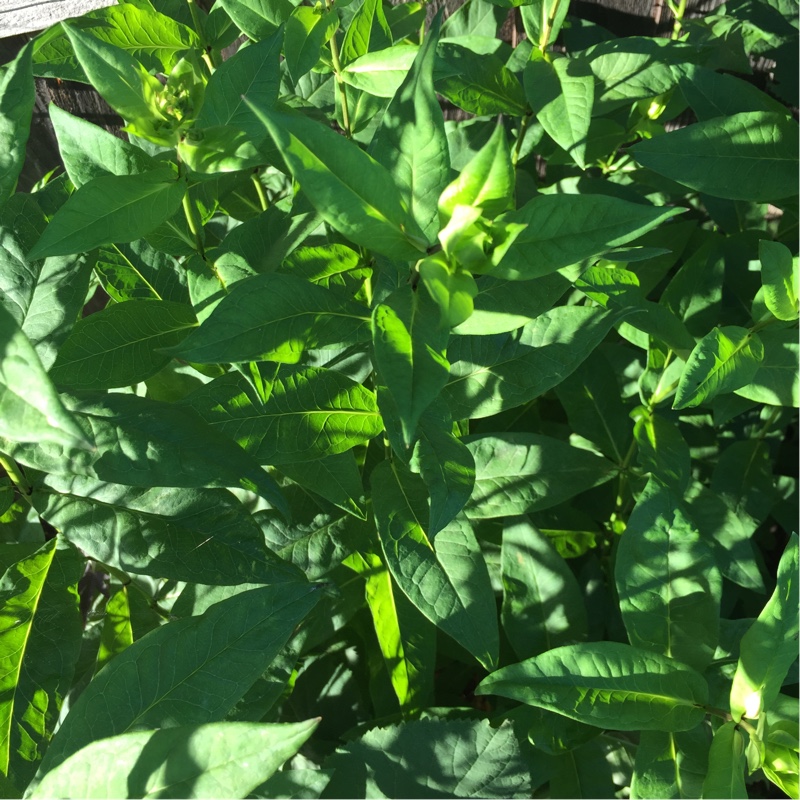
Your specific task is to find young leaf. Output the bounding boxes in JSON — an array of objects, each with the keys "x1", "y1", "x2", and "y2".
[
  {"x1": 759, "y1": 239, "x2": 798, "y2": 321},
  {"x1": 49, "y1": 300, "x2": 197, "y2": 391},
  {"x1": 30, "y1": 719, "x2": 319, "y2": 800},
  {"x1": 501, "y1": 516, "x2": 588, "y2": 660},
  {"x1": 371, "y1": 460, "x2": 499, "y2": 670},
  {"x1": 32, "y1": 584, "x2": 320, "y2": 783},
  {"x1": 445, "y1": 306, "x2": 618, "y2": 419},
  {"x1": 369, "y1": 13, "x2": 449, "y2": 244},
  {"x1": 0, "y1": 304, "x2": 89, "y2": 451},
  {"x1": 701, "y1": 722, "x2": 747, "y2": 799},
  {"x1": 0, "y1": 42, "x2": 34, "y2": 201},
  {"x1": 28, "y1": 169, "x2": 187, "y2": 259},
  {"x1": 524, "y1": 54, "x2": 594, "y2": 169},
  {"x1": 245, "y1": 103, "x2": 427, "y2": 260},
  {"x1": 340, "y1": 0, "x2": 393, "y2": 65},
  {"x1": 615, "y1": 477, "x2": 722, "y2": 672},
  {"x1": 631, "y1": 727, "x2": 709, "y2": 800},
  {"x1": 183, "y1": 367, "x2": 382, "y2": 465},
  {"x1": 216, "y1": 0, "x2": 295, "y2": 40},
  {"x1": 372, "y1": 285, "x2": 450, "y2": 449},
  {"x1": 735, "y1": 326, "x2": 799, "y2": 408},
  {"x1": 631, "y1": 112, "x2": 799, "y2": 202},
  {"x1": 730, "y1": 534, "x2": 798, "y2": 722},
  {"x1": 674, "y1": 326, "x2": 765, "y2": 410},
  {"x1": 476, "y1": 642, "x2": 709, "y2": 731},
  {"x1": 168, "y1": 273, "x2": 370, "y2": 364},
  {"x1": 0, "y1": 539, "x2": 84, "y2": 786},
  {"x1": 285, "y1": 6, "x2": 338, "y2": 81},
  {"x1": 340, "y1": 46, "x2": 419, "y2": 98},
  {"x1": 465, "y1": 433, "x2": 615, "y2": 518},
  {"x1": 495, "y1": 195, "x2": 684, "y2": 280}
]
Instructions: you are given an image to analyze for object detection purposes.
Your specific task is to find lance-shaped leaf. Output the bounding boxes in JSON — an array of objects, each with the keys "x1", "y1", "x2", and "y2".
[
  {"x1": 1, "y1": 393, "x2": 286, "y2": 512},
  {"x1": 476, "y1": 641, "x2": 709, "y2": 732},
  {"x1": 631, "y1": 112, "x2": 799, "y2": 202},
  {"x1": 674, "y1": 326, "x2": 765, "y2": 410},
  {"x1": 28, "y1": 169, "x2": 187, "y2": 260},
  {"x1": 371, "y1": 460, "x2": 499, "y2": 670},
  {"x1": 494, "y1": 195, "x2": 684, "y2": 281},
  {"x1": 340, "y1": 0, "x2": 392, "y2": 65},
  {"x1": 444, "y1": 305, "x2": 618, "y2": 419},
  {"x1": 284, "y1": 6, "x2": 338, "y2": 81},
  {"x1": 50, "y1": 300, "x2": 197, "y2": 391},
  {"x1": 30, "y1": 719, "x2": 319, "y2": 800},
  {"x1": 348, "y1": 552, "x2": 435, "y2": 712},
  {"x1": 0, "y1": 42, "x2": 34, "y2": 201},
  {"x1": 631, "y1": 727, "x2": 709, "y2": 799},
  {"x1": 340, "y1": 47, "x2": 419, "y2": 97},
  {"x1": 216, "y1": 0, "x2": 294, "y2": 40},
  {"x1": 183, "y1": 367, "x2": 382, "y2": 465},
  {"x1": 465, "y1": 434, "x2": 616, "y2": 519},
  {"x1": 370, "y1": 14, "x2": 449, "y2": 243},
  {"x1": 372, "y1": 285, "x2": 450, "y2": 449},
  {"x1": 524, "y1": 54, "x2": 593, "y2": 169},
  {"x1": 730, "y1": 534, "x2": 798, "y2": 722},
  {"x1": 168, "y1": 273, "x2": 370, "y2": 364},
  {"x1": 245, "y1": 102, "x2": 426, "y2": 260},
  {"x1": 501, "y1": 516, "x2": 588, "y2": 661},
  {"x1": 701, "y1": 722, "x2": 747, "y2": 799},
  {"x1": 0, "y1": 304, "x2": 89, "y2": 450},
  {"x1": 34, "y1": 475, "x2": 301, "y2": 585},
  {"x1": 0, "y1": 539, "x2": 84, "y2": 787},
  {"x1": 615, "y1": 477, "x2": 721, "y2": 672},
  {"x1": 759, "y1": 240, "x2": 798, "y2": 322},
  {"x1": 32, "y1": 584, "x2": 320, "y2": 782}
]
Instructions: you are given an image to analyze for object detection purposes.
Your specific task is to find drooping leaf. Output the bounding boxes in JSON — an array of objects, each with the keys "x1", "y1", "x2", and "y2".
[
  {"x1": 32, "y1": 584, "x2": 320, "y2": 782},
  {"x1": 701, "y1": 722, "x2": 747, "y2": 799},
  {"x1": 28, "y1": 169, "x2": 187, "y2": 260},
  {"x1": 476, "y1": 641, "x2": 709, "y2": 732},
  {"x1": 0, "y1": 304, "x2": 89, "y2": 451},
  {"x1": 465, "y1": 433, "x2": 616, "y2": 518},
  {"x1": 216, "y1": 0, "x2": 295, "y2": 40},
  {"x1": 759, "y1": 239, "x2": 798, "y2": 321},
  {"x1": 547, "y1": 736, "x2": 635, "y2": 799},
  {"x1": 631, "y1": 727, "x2": 709, "y2": 799},
  {"x1": 371, "y1": 460, "x2": 499, "y2": 670},
  {"x1": 30, "y1": 719, "x2": 319, "y2": 800},
  {"x1": 496, "y1": 194, "x2": 684, "y2": 280},
  {"x1": 615, "y1": 477, "x2": 722, "y2": 672},
  {"x1": 633, "y1": 409, "x2": 692, "y2": 493},
  {"x1": 631, "y1": 112, "x2": 799, "y2": 202},
  {"x1": 0, "y1": 42, "x2": 35, "y2": 201}
]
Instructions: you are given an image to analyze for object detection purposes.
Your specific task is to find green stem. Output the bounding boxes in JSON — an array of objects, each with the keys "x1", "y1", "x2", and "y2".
[
  {"x1": 512, "y1": 113, "x2": 532, "y2": 167},
  {"x1": 325, "y1": 2, "x2": 351, "y2": 137},
  {"x1": 0, "y1": 453, "x2": 31, "y2": 497},
  {"x1": 251, "y1": 171, "x2": 269, "y2": 212},
  {"x1": 669, "y1": 0, "x2": 686, "y2": 39},
  {"x1": 701, "y1": 705, "x2": 761, "y2": 740},
  {"x1": 181, "y1": 190, "x2": 205, "y2": 259}
]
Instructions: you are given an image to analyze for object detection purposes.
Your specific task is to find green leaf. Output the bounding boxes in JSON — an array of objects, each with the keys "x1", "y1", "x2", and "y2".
[
  {"x1": 168, "y1": 273, "x2": 369, "y2": 364},
  {"x1": 735, "y1": 326, "x2": 799, "y2": 408},
  {"x1": 2, "y1": 393, "x2": 286, "y2": 511},
  {"x1": 0, "y1": 42, "x2": 34, "y2": 201},
  {"x1": 631, "y1": 112, "x2": 799, "y2": 202},
  {"x1": 435, "y1": 43, "x2": 527, "y2": 116},
  {"x1": 633, "y1": 409, "x2": 692, "y2": 493},
  {"x1": 518, "y1": 0, "x2": 570, "y2": 46},
  {"x1": 674, "y1": 326, "x2": 765, "y2": 410},
  {"x1": 466, "y1": 433, "x2": 615, "y2": 519},
  {"x1": 285, "y1": 6, "x2": 338, "y2": 81},
  {"x1": 701, "y1": 722, "x2": 747, "y2": 799},
  {"x1": 341, "y1": 0, "x2": 393, "y2": 65},
  {"x1": 245, "y1": 103, "x2": 426, "y2": 260},
  {"x1": 730, "y1": 534, "x2": 798, "y2": 721},
  {"x1": 759, "y1": 240, "x2": 798, "y2": 321},
  {"x1": 371, "y1": 460, "x2": 499, "y2": 670},
  {"x1": 476, "y1": 641, "x2": 709, "y2": 732},
  {"x1": 631, "y1": 727, "x2": 709, "y2": 799},
  {"x1": 325, "y1": 717, "x2": 528, "y2": 799},
  {"x1": 444, "y1": 306, "x2": 619, "y2": 419},
  {"x1": 49, "y1": 300, "x2": 196, "y2": 391},
  {"x1": 372, "y1": 285, "x2": 450, "y2": 449},
  {"x1": 183, "y1": 367, "x2": 382, "y2": 465},
  {"x1": 370, "y1": 15, "x2": 449, "y2": 244},
  {"x1": 28, "y1": 169, "x2": 187, "y2": 260},
  {"x1": 340, "y1": 46, "x2": 419, "y2": 97},
  {"x1": 50, "y1": 104, "x2": 160, "y2": 188},
  {"x1": 496, "y1": 195, "x2": 684, "y2": 280},
  {"x1": 438, "y1": 122, "x2": 514, "y2": 223},
  {"x1": 0, "y1": 539, "x2": 84, "y2": 786},
  {"x1": 615, "y1": 477, "x2": 721, "y2": 672},
  {"x1": 524, "y1": 54, "x2": 594, "y2": 169},
  {"x1": 31, "y1": 719, "x2": 319, "y2": 799},
  {"x1": 96, "y1": 586, "x2": 134, "y2": 673},
  {"x1": 0, "y1": 304, "x2": 89, "y2": 451},
  {"x1": 195, "y1": 30, "x2": 283, "y2": 137},
  {"x1": 35, "y1": 475, "x2": 299, "y2": 585},
  {"x1": 411, "y1": 401, "x2": 475, "y2": 536},
  {"x1": 32, "y1": 584, "x2": 320, "y2": 784},
  {"x1": 216, "y1": 0, "x2": 295, "y2": 40},
  {"x1": 501, "y1": 516, "x2": 588, "y2": 660}
]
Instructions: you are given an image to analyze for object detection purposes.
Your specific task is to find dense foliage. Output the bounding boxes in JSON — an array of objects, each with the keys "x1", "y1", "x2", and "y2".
[{"x1": 0, "y1": 0, "x2": 798, "y2": 795}]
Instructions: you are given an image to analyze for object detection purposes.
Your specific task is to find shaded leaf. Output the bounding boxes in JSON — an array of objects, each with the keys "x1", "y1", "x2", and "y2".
[{"x1": 0, "y1": 42, "x2": 35, "y2": 201}]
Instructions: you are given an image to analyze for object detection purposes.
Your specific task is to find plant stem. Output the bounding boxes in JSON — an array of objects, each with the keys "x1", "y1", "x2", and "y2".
[
  {"x1": 251, "y1": 171, "x2": 269, "y2": 211},
  {"x1": 512, "y1": 113, "x2": 531, "y2": 167},
  {"x1": 669, "y1": 0, "x2": 686, "y2": 38},
  {"x1": 182, "y1": 190, "x2": 205, "y2": 259},
  {"x1": 325, "y1": 1, "x2": 351, "y2": 137},
  {"x1": 0, "y1": 453, "x2": 31, "y2": 497}
]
